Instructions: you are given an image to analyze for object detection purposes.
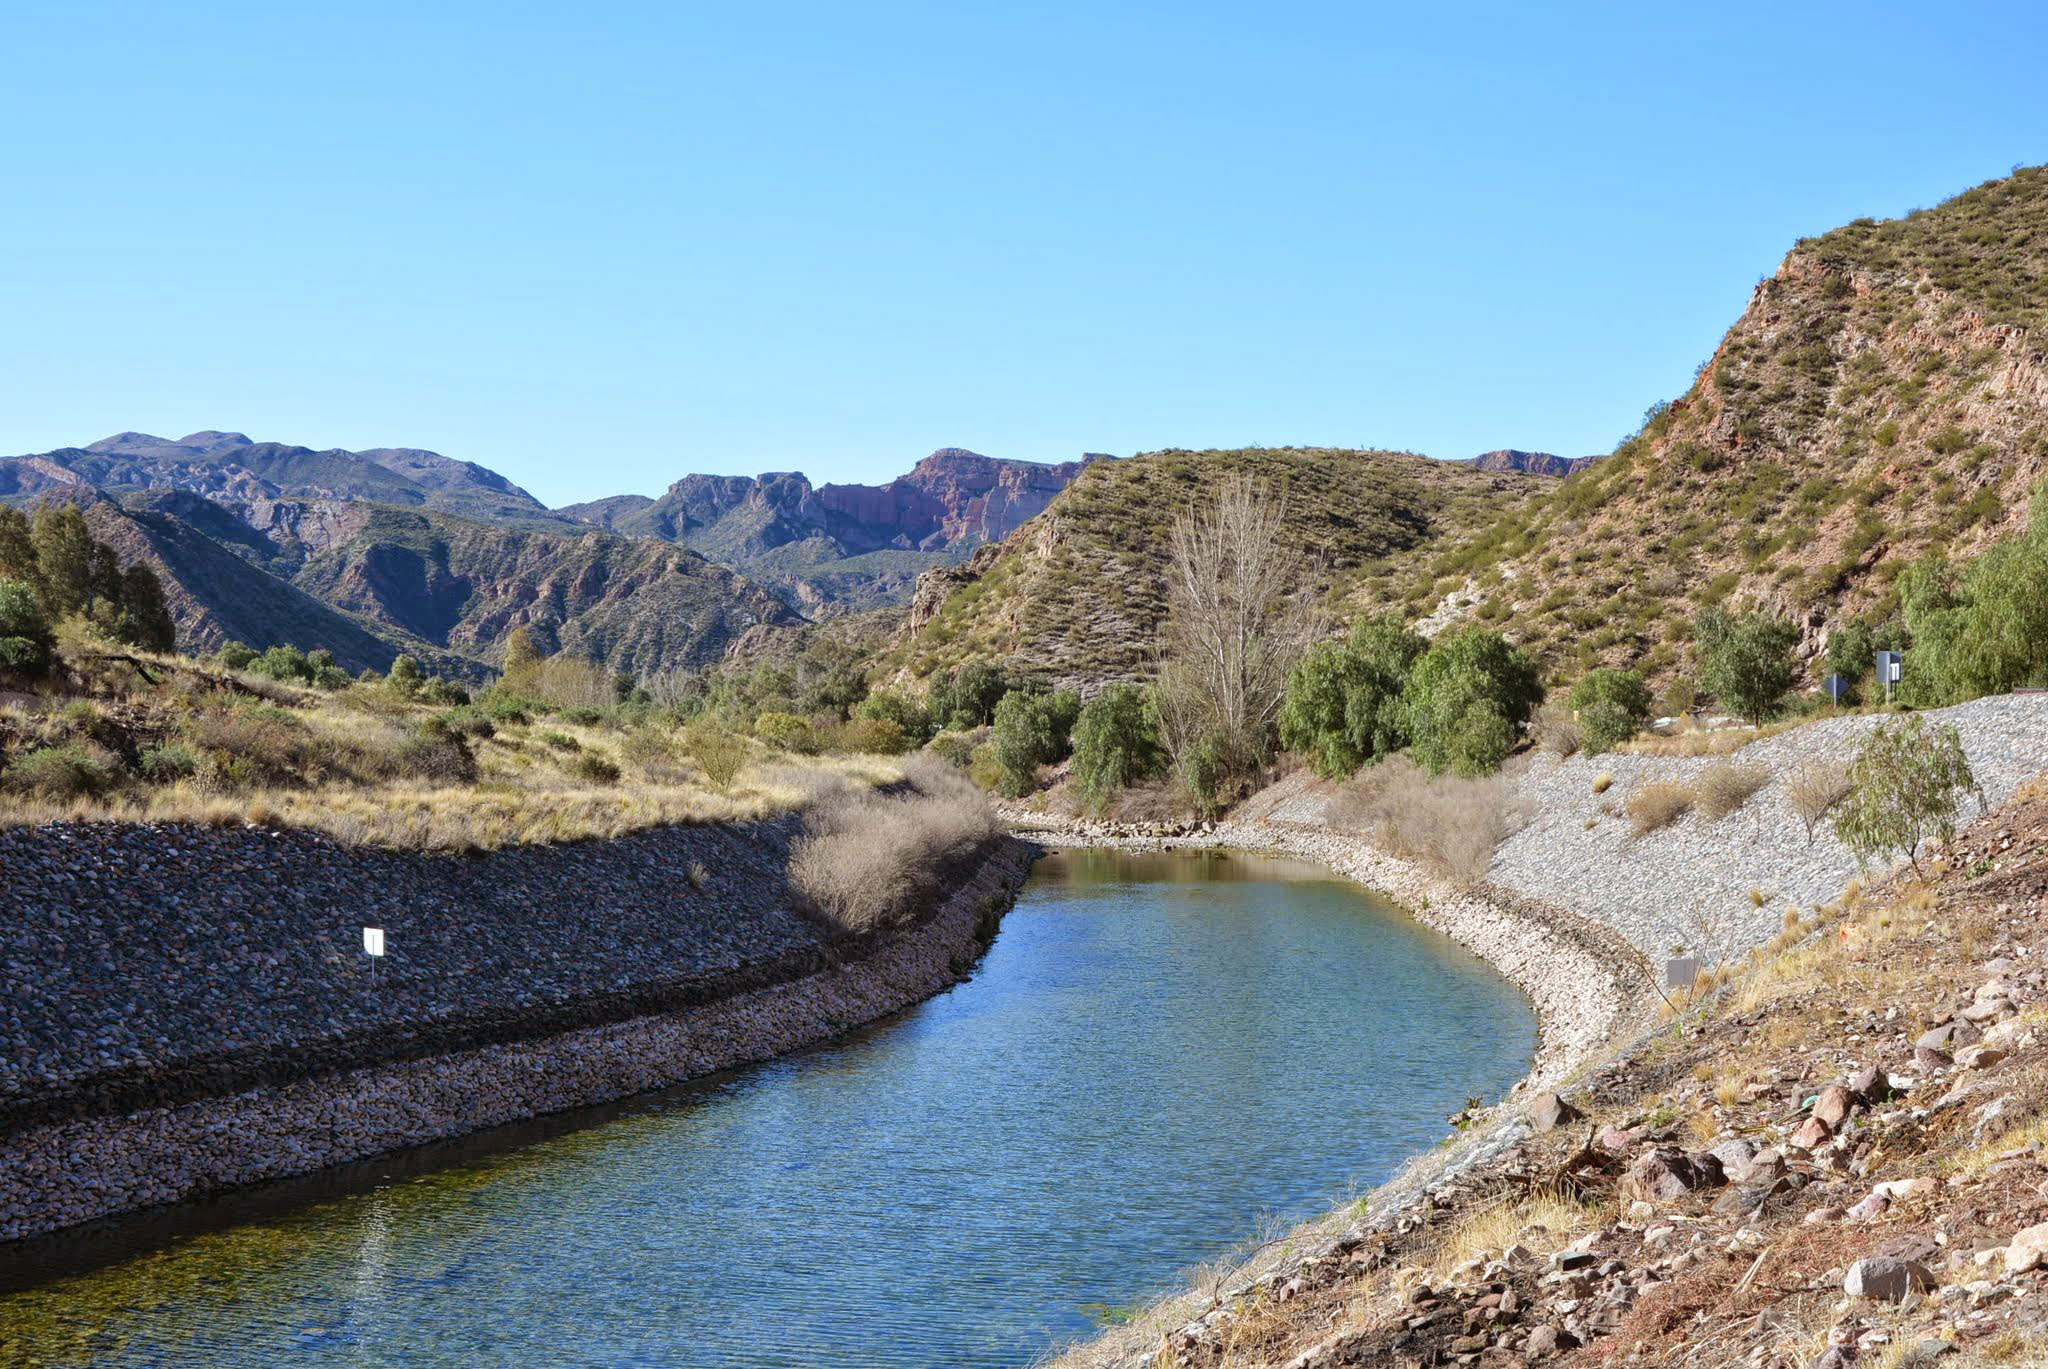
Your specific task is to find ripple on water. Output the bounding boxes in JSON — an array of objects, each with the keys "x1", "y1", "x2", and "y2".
[{"x1": 0, "y1": 849, "x2": 1536, "y2": 1368}]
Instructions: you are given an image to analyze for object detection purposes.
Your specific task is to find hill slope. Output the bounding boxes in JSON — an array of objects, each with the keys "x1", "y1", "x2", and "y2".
[
  {"x1": 1351, "y1": 166, "x2": 2048, "y2": 683},
  {"x1": 886, "y1": 446, "x2": 1544, "y2": 687}
]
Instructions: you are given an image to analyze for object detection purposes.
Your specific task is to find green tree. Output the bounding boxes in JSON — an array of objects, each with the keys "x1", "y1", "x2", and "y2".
[
  {"x1": 501, "y1": 626, "x2": 543, "y2": 690},
  {"x1": 1070, "y1": 684, "x2": 1166, "y2": 809},
  {"x1": 0, "y1": 578, "x2": 55, "y2": 679},
  {"x1": 1697, "y1": 607, "x2": 1797, "y2": 726},
  {"x1": 1278, "y1": 614, "x2": 1427, "y2": 778},
  {"x1": 1399, "y1": 627, "x2": 1545, "y2": 776},
  {"x1": 1567, "y1": 668, "x2": 1653, "y2": 754},
  {"x1": 117, "y1": 563, "x2": 176, "y2": 652},
  {"x1": 217, "y1": 641, "x2": 258, "y2": 670},
  {"x1": 0, "y1": 507, "x2": 33, "y2": 581},
  {"x1": 28, "y1": 505, "x2": 94, "y2": 618},
  {"x1": 388, "y1": 654, "x2": 424, "y2": 695},
  {"x1": 1834, "y1": 716, "x2": 1981, "y2": 874},
  {"x1": 929, "y1": 661, "x2": 1009, "y2": 731},
  {"x1": 1898, "y1": 486, "x2": 2048, "y2": 702},
  {"x1": 989, "y1": 687, "x2": 1081, "y2": 798}
]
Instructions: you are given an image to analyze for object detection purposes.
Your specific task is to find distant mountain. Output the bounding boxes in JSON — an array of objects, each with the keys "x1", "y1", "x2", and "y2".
[
  {"x1": 1, "y1": 433, "x2": 804, "y2": 679},
  {"x1": 26, "y1": 430, "x2": 567, "y2": 527},
  {"x1": 1460, "y1": 449, "x2": 1602, "y2": 477},
  {"x1": 558, "y1": 448, "x2": 1104, "y2": 612}
]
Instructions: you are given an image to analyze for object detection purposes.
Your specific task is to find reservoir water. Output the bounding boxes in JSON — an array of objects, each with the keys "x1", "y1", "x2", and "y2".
[{"x1": 0, "y1": 848, "x2": 1536, "y2": 1367}]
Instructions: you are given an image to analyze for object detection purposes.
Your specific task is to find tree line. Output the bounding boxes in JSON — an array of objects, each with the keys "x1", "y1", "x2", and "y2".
[{"x1": 0, "y1": 504, "x2": 175, "y2": 678}]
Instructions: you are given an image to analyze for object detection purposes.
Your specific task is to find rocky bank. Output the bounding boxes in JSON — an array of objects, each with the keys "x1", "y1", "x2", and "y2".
[{"x1": 0, "y1": 817, "x2": 1031, "y2": 1241}]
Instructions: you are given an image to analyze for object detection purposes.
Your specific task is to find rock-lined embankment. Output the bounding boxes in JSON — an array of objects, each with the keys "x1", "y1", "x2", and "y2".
[{"x1": 0, "y1": 817, "x2": 1031, "y2": 1241}]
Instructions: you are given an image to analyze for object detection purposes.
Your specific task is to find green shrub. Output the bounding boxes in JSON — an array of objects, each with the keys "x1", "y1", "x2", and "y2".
[
  {"x1": 571, "y1": 751, "x2": 622, "y2": 785},
  {"x1": 395, "y1": 730, "x2": 478, "y2": 785},
  {"x1": 1834, "y1": 716, "x2": 1980, "y2": 873},
  {"x1": 4, "y1": 745, "x2": 116, "y2": 800},
  {"x1": 1697, "y1": 607, "x2": 1797, "y2": 726},
  {"x1": 1070, "y1": 684, "x2": 1167, "y2": 809},
  {"x1": 682, "y1": 722, "x2": 749, "y2": 791},
  {"x1": 754, "y1": 711, "x2": 817, "y2": 752},
  {"x1": 216, "y1": 641, "x2": 258, "y2": 670},
  {"x1": 138, "y1": 743, "x2": 200, "y2": 783},
  {"x1": 435, "y1": 707, "x2": 497, "y2": 741},
  {"x1": 854, "y1": 688, "x2": 933, "y2": 745},
  {"x1": 1400, "y1": 627, "x2": 1544, "y2": 776},
  {"x1": 1897, "y1": 484, "x2": 2048, "y2": 702},
  {"x1": 538, "y1": 729, "x2": 580, "y2": 751},
  {"x1": 1278, "y1": 614, "x2": 1427, "y2": 778},
  {"x1": 1567, "y1": 669, "x2": 1652, "y2": 755},
  {"x1": 926, "y1": 730, "x2": 977, "y2": 769},
  {"x1": 835, "y1": 717, "x2": 911, "y2": 755},
  {"x1": 0, "y1": 578, "x2": 54, "y2": 679}
]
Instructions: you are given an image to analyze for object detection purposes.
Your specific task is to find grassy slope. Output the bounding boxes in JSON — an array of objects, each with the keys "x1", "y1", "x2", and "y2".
[
  {"x1": 1348, "y1": 166, "x2": 2048, "y2": 686},
  {"x1": 885, "y1": 446, "x2": 1543, "y2": 686}
]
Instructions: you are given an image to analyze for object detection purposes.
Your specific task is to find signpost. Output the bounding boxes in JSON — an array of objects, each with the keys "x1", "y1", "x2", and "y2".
[
  {"x1": 363, "y1": 926, "x2": 385, "y2": 984},
  {"x1": 1876, "y1": 650, "x2": 1903, "y2": 705},
  {"x1": 1824, "y1": 673, "x2": 1848, "y2": 706},
  {"x1": 1665, "y1": 956, "x2": 1701, "y2": 991}
]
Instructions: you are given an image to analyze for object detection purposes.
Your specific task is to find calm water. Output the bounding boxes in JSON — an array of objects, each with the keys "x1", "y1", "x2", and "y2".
[{"x1": 0, "y1": 849, "x2": 1534, "y2": 1368}]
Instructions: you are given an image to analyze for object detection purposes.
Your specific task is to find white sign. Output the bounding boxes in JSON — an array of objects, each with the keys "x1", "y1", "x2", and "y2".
[
  {"x1": 1665, "y1": 956, "x2": 1701, "y2": 990},
  {"x1": 363, "y1": 927, "x2": 386, "y2": 957}
]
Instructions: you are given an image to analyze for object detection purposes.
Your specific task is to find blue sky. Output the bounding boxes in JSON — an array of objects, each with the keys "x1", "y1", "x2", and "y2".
[{"x1": 3, "y1": 2, "x2": 2044, "y2": 506}]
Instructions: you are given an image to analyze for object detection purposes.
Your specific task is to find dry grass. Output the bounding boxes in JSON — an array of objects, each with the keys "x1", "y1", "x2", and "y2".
[
  {"x1": 1627, "y1": 779, "x2": 1695, "y2": 835},
  {"x1": 787, "y1": 756, "x2": 1000, "y2": 934},
  {"x1": 0, "y1": 646, "x2": 907, "y2": 850},
  {"x1": 1425, "y1": 1189, "x2": 1601, "y2": 1280},
  {"x1": 1617, "y1": 718, "x2": 1797, "y2": 758},
  {"x1": 1592, "y1": 771, "x2": 1614, "y2": 794},
  {"x1": 1329, "y1": 754, "x2": 1525, "y2": 886},
  {"x1": 1696, "y1": 762, "x2": 1768, "y2": 820}
]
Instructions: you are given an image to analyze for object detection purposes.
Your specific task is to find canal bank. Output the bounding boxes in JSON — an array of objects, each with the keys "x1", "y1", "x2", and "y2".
[{"x1": 0, "y1": 812, "x2": 1032, "y2": 1243}]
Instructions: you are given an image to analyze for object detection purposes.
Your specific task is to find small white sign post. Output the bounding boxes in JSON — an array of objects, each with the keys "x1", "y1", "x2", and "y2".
[{"x1": 363, "y1": 926, "x2": 385, "y2": 984}]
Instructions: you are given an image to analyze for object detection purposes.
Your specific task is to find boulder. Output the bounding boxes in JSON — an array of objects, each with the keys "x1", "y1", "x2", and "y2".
[
  {"x1": 2004, "y1": 1222, "x2": 2048, "y2": 1275},
  {"x1": 1847, "y1": 1065, "x2": 1894, "y2": 1102},
  {"x1": 1789, "y1": 1116, "x2": 1833, "y2": 1150},
  {"x1": 1528, "y1": 1092, "x2": 1583, "y2": 1133},
  {"x1": 1621, "y1": 1147, "x2": 1724, "y2": 1202},
  {"x1": 1811, "y1": 1083, "x2": 1856, "y2": 1129},
  {"x1": 1844, "y1": 1256, "x2": 1935, "y2": 1301}
]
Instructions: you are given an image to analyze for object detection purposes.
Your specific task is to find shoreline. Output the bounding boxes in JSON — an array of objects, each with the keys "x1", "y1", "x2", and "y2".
[{"x1": 0, "y1": 835, "x2": 1033, "y2": 1245}]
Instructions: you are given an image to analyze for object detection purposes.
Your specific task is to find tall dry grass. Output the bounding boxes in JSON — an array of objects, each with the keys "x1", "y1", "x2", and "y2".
[
  {"x1": 1695, "y1": 762, "x2": 1768, "y2": 820},
  {"x1": 787, "y1": 755, "x2": 1001, "y2": 934},
  {"x1": 1786, "y1": 759, "x2": 1853, "y2": 842},
  {"x1": 1328, "y1": 754, "x2": 1524, "y2": 886}
]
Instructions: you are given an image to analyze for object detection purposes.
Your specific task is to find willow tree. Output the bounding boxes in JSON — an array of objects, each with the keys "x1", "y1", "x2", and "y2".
[{"x1": 1155, "y1": 474, "x2": 1317, "y2": 810}]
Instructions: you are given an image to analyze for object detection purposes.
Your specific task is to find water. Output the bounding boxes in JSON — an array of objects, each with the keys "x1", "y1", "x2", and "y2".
[{"x1": 0, "y1": 849, "x2": 1535, "y2": 1368}]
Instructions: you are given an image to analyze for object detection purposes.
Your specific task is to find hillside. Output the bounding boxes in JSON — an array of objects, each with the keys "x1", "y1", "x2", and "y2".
[
  {"x1": 559, "y1": 448, "x2": 1100, "y2": 612},
  {"x1": 1351, "y1": 167, "x2": 2048, "y2": 685},
  {"x1": 885, "y1": 446, "x2": 1544, "y2": 688},
  {"x1": 292, "y1": 505, "x2": 799, "y2": 677}
]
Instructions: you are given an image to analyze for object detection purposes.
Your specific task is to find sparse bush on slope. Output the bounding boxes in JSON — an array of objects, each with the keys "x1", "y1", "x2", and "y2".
[
  {"x1": 788, "y1": 756, "x2": 1000, "y2": 934},
  {"x1": 1328, "y1": 754, "x2": 1523, "y2": 887}
]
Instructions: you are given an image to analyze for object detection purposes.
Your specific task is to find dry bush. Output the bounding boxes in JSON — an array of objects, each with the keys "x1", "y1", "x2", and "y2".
[
  {"x1": 787, "y1": 754, "x2": 1000, "y2": 934},
  {"x1": 682, "y1": 721, "x2": 749, "y2": 791},
  {"x1": 1328, "y1": 754, "x2": 1522, "y2": 886},
  {"x1": 1627, "y1": 779, "x2": 1694, "y2": 835},
  {"x1": 1530, "y1": 704, "x2": 1581, "y2": 759},
  {"x1": 1591, "y1": 771, "x2": 1614, "y2": 794},
  {"x1": 1786, "y1": 759, "x2": 1853, "y2": 843},
  {"x1": 1696, "y1": 762, "x2": 1768, "y2": 820},
  {"x1": 1111, "y1": 778, "x2": 1189, "y2": 824}
]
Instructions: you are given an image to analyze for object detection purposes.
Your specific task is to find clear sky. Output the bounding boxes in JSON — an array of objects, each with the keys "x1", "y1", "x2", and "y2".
[{"x1": 3, "y1": 3, "x2": 2044, "y2": 507}]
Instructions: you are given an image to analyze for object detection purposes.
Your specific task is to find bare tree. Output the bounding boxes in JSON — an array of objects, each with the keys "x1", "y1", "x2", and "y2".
[{"x1": 1155, "y1": 474, "x2": 1318, "y2": 806}]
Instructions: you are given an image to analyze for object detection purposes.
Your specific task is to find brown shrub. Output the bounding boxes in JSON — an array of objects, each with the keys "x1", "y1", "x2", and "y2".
[
  {"x1": 1786, "y1": 759, "x2": 1853, "y2": 843},
  {"x1": 1530, "y1": 705, "x2": 1581, "y2": 759},
  {"x1": 1327, "y1": 754, "x2": 1523, "y2": 887},
  {"x1": 1592, "y1": 771, "x2": 1614, "y2": 794},
  {"x1": 1695, "y1": 762, "x2": 1768, "y2": 820},
  {"x1": 1627, "y1": 779, "x2": 1694, "y2": 835},
  {"x1": 682, "y1": 722, "x2": 749, "y2": 791},
  {"x1": 787, "y1": 756, "x2": 999, "y2": 933}
]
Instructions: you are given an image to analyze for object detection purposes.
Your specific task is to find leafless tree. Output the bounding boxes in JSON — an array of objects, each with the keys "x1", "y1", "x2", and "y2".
[{"x1": 1155, "y1": 474, "x2": 1319, "y2": 802}]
